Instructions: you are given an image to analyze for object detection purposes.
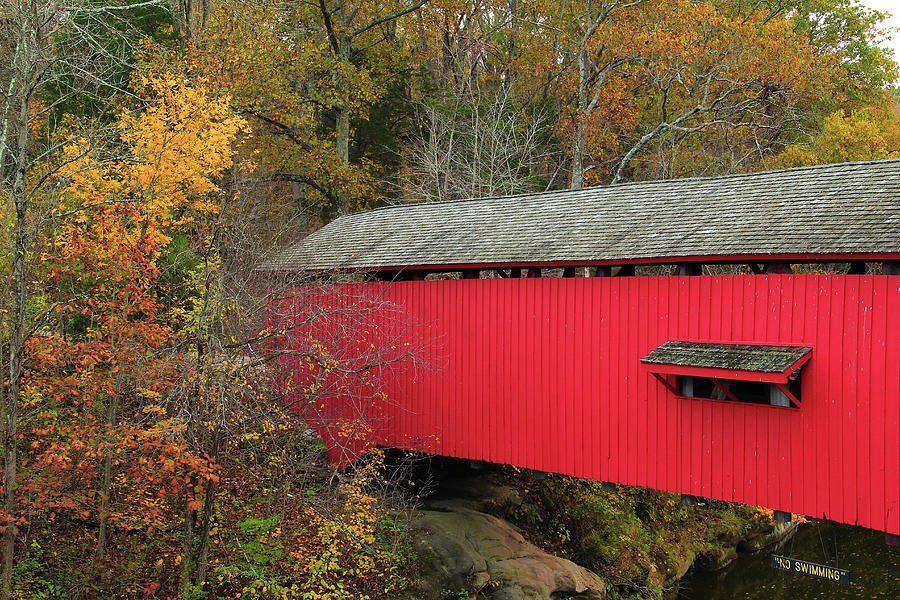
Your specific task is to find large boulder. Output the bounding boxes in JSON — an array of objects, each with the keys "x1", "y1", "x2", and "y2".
[{"x1": 413, "y1": 503, "x2": 606, "y2": 600}]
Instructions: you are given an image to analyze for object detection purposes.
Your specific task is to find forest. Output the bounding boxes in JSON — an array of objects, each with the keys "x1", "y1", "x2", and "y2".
[{"x1": 0, "y1": 0, "x2": 898, "y2": 598}]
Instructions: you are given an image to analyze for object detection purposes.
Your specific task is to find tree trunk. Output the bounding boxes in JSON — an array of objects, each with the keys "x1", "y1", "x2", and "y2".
[
  {"x1": 180, "y1": 497, "x2": 194, "y2": 597},
  {"x1": 179, "y1": 0, "x2": 209, "y2": 41},
  {"x1": 95, "y1": 389, "x2": 119, "y2": 561},
  {"x1": 2, "y1": 91, "x2": 30, "y2": 600},
  {"x1": 192, "y1": 471, "x2": 218, "y2": 588},
  {"x1": 335, "y1": 34, "x2": 352, "y2": 215},
  {"x1": 571, "y1": 46, "x2": 588, "y2": 190}
]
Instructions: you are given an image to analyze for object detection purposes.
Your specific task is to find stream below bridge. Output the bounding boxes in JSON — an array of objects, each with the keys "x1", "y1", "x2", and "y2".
[{"x1": 675, "y1": 521, "x2": 899, "y2": 599}]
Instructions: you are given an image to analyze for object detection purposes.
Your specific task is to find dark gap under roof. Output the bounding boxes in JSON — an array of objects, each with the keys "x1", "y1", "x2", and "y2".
[{"x1": 259, "y1": 159, "x2": 900, "y2": 272}]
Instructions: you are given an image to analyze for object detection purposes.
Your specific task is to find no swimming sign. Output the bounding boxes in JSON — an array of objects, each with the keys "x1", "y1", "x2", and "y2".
[{"x1": 771, "y1": 554, "x2": 850, "y2": 585}]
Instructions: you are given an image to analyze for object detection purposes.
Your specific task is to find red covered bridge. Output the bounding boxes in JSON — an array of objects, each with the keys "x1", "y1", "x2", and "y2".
[{"x1": 260, "y1": 159, "x2": 900, "y2": 542}]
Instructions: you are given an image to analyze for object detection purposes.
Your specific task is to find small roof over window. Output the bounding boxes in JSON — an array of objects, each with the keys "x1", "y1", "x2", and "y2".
[{"x1": 640, "y1": 341, "x2": 812, "y2": 383}]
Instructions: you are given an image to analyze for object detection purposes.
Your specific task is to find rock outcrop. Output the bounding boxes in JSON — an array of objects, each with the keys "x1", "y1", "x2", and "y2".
[{"x1": 412, "y1": 502, "x2": 606, "y2": 600}]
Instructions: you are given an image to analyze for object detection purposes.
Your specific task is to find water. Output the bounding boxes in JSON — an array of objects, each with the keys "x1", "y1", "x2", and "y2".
[{"x1": 677, "y1": 521, "x2": 900, "y2": 599}]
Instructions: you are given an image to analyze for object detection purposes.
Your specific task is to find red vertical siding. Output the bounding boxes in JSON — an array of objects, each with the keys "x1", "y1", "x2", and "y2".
[{"x1": 280, "y1": 275, "x2": 900, "y2": 536}]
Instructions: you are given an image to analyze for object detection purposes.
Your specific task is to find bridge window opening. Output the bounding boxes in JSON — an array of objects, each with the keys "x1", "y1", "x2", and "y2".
[{"x1": 676, "y1": 375, "x2": 801, "y2": 408}]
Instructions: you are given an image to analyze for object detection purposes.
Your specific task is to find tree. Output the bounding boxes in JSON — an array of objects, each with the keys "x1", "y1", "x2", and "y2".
[
  {"x1": 775, "y1": 101, "x2": 900, "y2": 167},
  {"x1": 607, "y1": 0, "x2": 836, "y2": 182},
  {"x1": 609, "y1": 0, "x2": 898, "y2": 181},
  {"x1": 547, "y1": 0, "x2": 644, "y2": 188},
  {"x1": 148, "y1": 0, "x2": 425, "y2": 227},
  {"x1": 403, "y1": 85, "x2": 552, "y2": 201},
  {"x1": 308, "y1": 0, "x2": 426, "y2": 212},
  {"x1": 0, "y1": 2, "x2": 169, "y2": 595}
]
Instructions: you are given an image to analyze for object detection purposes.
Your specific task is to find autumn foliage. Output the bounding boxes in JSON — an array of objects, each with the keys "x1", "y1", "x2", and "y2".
[{"x1": 0, "y1": 0, "x2": 897, "y2": 598}]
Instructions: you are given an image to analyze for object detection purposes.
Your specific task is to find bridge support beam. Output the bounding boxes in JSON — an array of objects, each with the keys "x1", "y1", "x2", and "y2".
[
  {"x1": 887, "y1": 533, "x2": 899, "y2": 546},
  {"x1": 765, "y1": 262, "x2": 793, "y2": 274},
  {"x1": 681, "y1": 494, "x2": 699, "y2": 506},
  {"x1": 773, "y1": 510, "x2": 791, "y2": 523},
  {"x1": 601, "y1": 481, "x2": 617, "y2": 492},
  {"x1": 847, "y1": 261, "x2": 866, "y2": 274},
  {"x1": 677, "y1": 263, "x2": 702, "y2": 276}
]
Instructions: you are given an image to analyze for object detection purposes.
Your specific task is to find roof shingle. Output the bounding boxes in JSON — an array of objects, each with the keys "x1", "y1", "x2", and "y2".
[{"x1": 260, "y1": 159, "x2": 900, "y2": 271}]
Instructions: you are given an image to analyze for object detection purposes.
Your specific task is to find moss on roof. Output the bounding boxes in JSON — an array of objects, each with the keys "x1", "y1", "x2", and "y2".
[{"x1": 640, "y1": 341, "x2": 812, "y2": 373}]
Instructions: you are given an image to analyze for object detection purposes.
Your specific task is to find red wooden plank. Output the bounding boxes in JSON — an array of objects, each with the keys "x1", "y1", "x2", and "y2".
[
  {"x1": 720, "y1": 277, "x2": 735, "y2": 502},
  {"x1": 564, "y1": 278, "x2": 576, "y2": 476},
  {"x1": 705, "y1": 278, "x2": 721, "y2": 500},
  {"x1": 440, "y1": 283, "x2": 451, "y2": 457},
  {"x1": 751, "y1": 277, "x2": 767, "y2": 509},
  {"x1": 473, "y1": 280, "x2": 483, "y2": 462},
  {"x1": 646, "y1": 277, "x2": 661, "y2": 489},
  {"x1": 649, "y1": 279, "x2": 660, "y2": 489},
  {"x1": 485, "y1": 279, "x2": 495, "y2": 462},
  {"x1": 465, "y1": 279, "x2": 475, "y2": 461},
  {"x1": 609, "y1": 278, "x2": 622, "y2": 483},
  {"x1": 529, "y1": 279, "x2": 539, "y2": 470},
  {"x1": 630, "y1": 275, "x2": 642, "y2": 486},
  {"x1": 487, "y1": 279, "x2": 497, "y2": 464},
  {"x1": 599, "y1": 279, "x2": 611, "y2": 480},
  {"x1": 548, "y1": 278, "x2": 559, "y2": 472},
  {"x1": 788, "y1": 277, "x2": 806, "y2": 515},
  {"x1": 856, "y1": 276, "x2": 873, "y2": 529},
  {"x1": 844, "y1": 277, "x2": 861, "y2": 527},
  {"x1": 832, "y1": 277, "x2": 848, "y2": 526},
  {"x1": 680, "y1": 277, "x2": 692, "y2": 494},
  {"x1": 762, "y1": 276, "x2": 779, "y2": 511},
  {"x1": 504, "y1": 279, "x2": 514, "y2": 467},
  {"x1": 660, "y1": 278, "x2": 674, "y2": 492},
  {"x1": 869, "y1": 276, "x2": 887, "y2": 533},
  {"x1": 695, "y1": 278, "x2": 710, "y2": 497},
  {"x1": 537, "y1": 278, "x2": 548, "y2": 471},
  {"x1": 816, "y1": 277, "x2": 833, "y2": 522},
  {"x1": 574, "y1": 278, "x2": 585, "y2": 478},
  {"x1": 584, "y1": 277, "x2": 595, "y2": 480},
  {"x1": 884, "y1": 278, "x2": 900, "y2": 535},
  {"x1": 798, "y1": 276, "x2": 817, "y2": 519},
  {"x1": 628, "y1": 276, "x2": 639, "y2": 484},
  {"x1": 452, "y1": 281, "x2": 463, "y2": 458},
  {"x1": 777, "y1": 276, "x2": 793, "y2": 513}
]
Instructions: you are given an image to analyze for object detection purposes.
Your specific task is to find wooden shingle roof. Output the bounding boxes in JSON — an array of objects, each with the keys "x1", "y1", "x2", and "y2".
[
  {"x1": 641, "y1": 342, "x2": 813, "y2": 374},
  {"x1": 260, "y1": 159, "x2": 900, "y2": 272}
]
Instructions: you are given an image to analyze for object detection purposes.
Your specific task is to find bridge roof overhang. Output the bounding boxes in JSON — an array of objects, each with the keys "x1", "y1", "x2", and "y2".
[
  {"x1": 258, "y1": 159, "x2": 900, "y2": 273},
  {"x1": 640, "y1": 341, "x2": 813, "y2": 384}
]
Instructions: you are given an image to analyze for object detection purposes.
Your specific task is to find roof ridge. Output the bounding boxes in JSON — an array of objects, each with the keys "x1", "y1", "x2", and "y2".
[{"x1": 353, "y1": 158, "x2": 900, "y2": 217}]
